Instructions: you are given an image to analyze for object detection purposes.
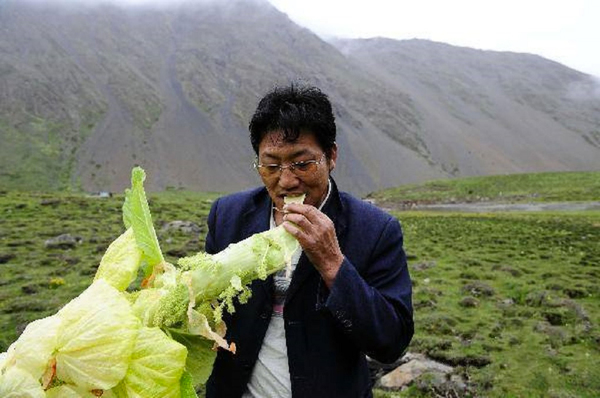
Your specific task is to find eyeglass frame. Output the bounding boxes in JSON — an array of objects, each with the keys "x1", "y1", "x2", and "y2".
[{"x1": 253, "y1": 153, "x2": 327, "y2": 177}]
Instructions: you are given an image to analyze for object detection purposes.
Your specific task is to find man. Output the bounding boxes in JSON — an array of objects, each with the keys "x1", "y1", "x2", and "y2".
[{"x1": 205, "y1": 84, "x2": 413, "y2": 397}]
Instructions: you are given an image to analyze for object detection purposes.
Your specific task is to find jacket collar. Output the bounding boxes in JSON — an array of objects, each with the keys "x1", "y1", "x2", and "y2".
[
  {"x1": 240, "y1": 188, "x2": 272, "y2": 238},
  {"x1": 321, "y1": 178, "x2": 347, "y2": 239}
]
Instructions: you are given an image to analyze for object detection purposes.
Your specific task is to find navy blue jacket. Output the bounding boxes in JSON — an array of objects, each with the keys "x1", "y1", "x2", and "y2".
[{"x1": 205, "y1": 181, "x2": 413, "y2": 397}]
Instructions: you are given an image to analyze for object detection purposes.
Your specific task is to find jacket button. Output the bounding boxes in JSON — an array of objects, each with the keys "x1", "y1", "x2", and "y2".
[{"x1": 241, "y1": 361, "x2": 252, "y2": 370}]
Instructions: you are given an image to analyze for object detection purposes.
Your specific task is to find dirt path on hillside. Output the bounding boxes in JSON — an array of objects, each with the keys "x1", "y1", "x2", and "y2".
[{"x1": 380, "y1": 201, "x2": 600, "y2": 213}]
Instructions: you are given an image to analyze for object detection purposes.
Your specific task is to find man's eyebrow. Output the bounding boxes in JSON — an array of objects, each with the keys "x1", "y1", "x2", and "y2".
[
  {"x1": 291, "y1": 149, "x2": 311, "y2": 158},
  {"x1": 261, "y1": 149, "x2": 312, "y2": 160},
  {"x1": 260, "y1": 153, "x2": 279, "y2": 161}
]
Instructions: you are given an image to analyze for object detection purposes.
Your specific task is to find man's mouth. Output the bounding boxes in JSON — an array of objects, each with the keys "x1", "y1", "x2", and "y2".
[
  {"x1": 281, "y1": 192, "x2": 305, "y2": 198},
  {"x1": 273, "y1": 193, "x2": 306, "y2": 212}
]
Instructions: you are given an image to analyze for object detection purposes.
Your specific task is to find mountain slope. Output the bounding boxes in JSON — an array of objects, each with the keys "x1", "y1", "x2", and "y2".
[
  {"x1": 0, "y1": 0, "x2": 445, "y2": 194},
  {"x1": 333, "y1": 38, "x2": 600, "y2": 177},
  {"x1": 0, "y1": 0, "x2": 599, "y2": 195}
]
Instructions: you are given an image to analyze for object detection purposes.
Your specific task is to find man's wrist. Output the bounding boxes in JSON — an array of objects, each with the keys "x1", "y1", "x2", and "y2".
[{"x1": 321, "y1": 254, "x2": 344, "y2": 289}]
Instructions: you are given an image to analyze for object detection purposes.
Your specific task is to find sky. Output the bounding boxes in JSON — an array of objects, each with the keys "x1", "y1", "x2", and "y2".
[{"x1": 267, "y1": 0, "x2": 600, "y2": 78}]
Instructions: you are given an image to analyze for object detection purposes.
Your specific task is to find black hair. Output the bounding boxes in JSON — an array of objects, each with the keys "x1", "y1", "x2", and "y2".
[{"x1": 249, "y1": 84, "x2": 336, "y2": 157}]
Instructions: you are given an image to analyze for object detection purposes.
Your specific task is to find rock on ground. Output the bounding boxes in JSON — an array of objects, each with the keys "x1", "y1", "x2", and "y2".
[
  {"x1": 44, "y1": 234, "x2": 83, "y2": 249},
  {"x1": 378, "y1": 353, "x2": 453, "y2": 389},
  {"x1": 161, "y1": 221, "x2": 202, "y2": 234}
]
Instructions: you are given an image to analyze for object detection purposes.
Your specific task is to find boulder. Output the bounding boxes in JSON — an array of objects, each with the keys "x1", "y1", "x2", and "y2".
[
  {"x1": 459, "y1": 296, "x2": 479, "y2": 308},
  {"x1": 378, "y1": 353, "x2": 453, "y2": 389},
  {"x1": 461, "y1": 281, "x2": 495, "y2": 297},
  {"x1": 40, "y1": 198, "x2": 61, "y2": 206},
  {"x1": 411, "y1": 261, "x2": 437, "y2": 271},
  {"x1": 161, "y1": 221, "x2": 202, "y2": 234},
  {"x1": 0, "y1": 253, "x2": 16, "y2": 264},
  {"x1": 44, "y1": 234, "x2": 82, "y2": 249}
]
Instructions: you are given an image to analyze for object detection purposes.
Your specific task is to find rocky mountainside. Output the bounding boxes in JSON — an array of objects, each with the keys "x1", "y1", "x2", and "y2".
[
  {"x1": 333, "y1": 38, "x2": 600, "y2": 178},
  {"x1": 1, "y1": 0, "x2": 599, "y2": 195}
]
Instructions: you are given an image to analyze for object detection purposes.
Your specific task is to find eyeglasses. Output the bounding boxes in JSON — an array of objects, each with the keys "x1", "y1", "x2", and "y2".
[{"x1": 254, "y1": 153, "x2": 326, "y2": 178}]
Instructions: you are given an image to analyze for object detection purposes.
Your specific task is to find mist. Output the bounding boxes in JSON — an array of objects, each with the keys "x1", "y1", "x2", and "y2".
[
  {"x1": 566, "y1": 76, "x2": 600, "y2": 101},
  {"x1": 15, "y1": 0, "x2": 262, "y2": 10}
]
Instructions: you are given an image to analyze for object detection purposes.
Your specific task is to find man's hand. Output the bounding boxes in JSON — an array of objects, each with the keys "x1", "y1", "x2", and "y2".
[{"x1": 281, "y1": 203, "x2": 344, "y2": 288}]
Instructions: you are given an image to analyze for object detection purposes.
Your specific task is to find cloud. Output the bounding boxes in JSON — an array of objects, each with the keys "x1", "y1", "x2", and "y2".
[
  {"x1": 268, "y1": 0, "x2": 600, "y2": 78},
  {"x1": 566, "y1": 76, "x2": 600, "y2": 101},
  {"x1": 19, "y1": 0, "x2": 236, "y2": 8}
]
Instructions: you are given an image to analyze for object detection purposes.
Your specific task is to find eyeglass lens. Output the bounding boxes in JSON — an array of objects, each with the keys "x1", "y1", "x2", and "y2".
[{"x1": 256, "y1": 154, "x2": 324, "y2": 176}]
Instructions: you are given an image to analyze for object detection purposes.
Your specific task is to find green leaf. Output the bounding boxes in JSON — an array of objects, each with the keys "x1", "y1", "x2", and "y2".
[
  {"x1": 123, "y1": 167, "x2": 164, "y2": 277},
  {"x1": 55, "y1": 279, "x2": 140, "y2": 390},
  {"x1": 179, "y1": 371, "x2": 199, "y2": 398},
  {"x1": 94, "y1": 228, "x2": 142, "y2": 291},
  {"x1": 169, "y1": 330, "x2": 218, "y2": 388},
  {"x1": 111, "y1": 327, "x2": 187, "y2": 398},
  {"x1": 3, "y1": 315, "x2": 61, "y2": 380},
  {"x1": 0, "y1": 367, "x2": 45, "y2": 398},
  {"x1": 45, "y1": 385, "x2": 97, "y2": 397}
]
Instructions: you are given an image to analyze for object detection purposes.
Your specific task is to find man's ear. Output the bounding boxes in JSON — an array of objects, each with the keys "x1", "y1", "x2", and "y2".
[{"x1": 328, "y1": 142, "x2": 338, "y2": 172}]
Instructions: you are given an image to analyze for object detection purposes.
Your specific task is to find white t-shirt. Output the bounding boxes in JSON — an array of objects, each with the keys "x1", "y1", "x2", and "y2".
[{"x1": 243, "y1": 183, "x2": 331, "y2": 398}]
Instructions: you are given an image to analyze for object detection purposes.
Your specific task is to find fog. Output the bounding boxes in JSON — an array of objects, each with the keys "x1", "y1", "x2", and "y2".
[
  {"x1": 11, "y1": 0, "x2": 600, "y2": 78},
  {"x1": 268, "y1": 0, "x2": 600, "y2": 78},
  {"x1": 16, "y1": 0, "x2": 256, "y2": 9},
  {"x1": 567, "y1": 77, "x2": 600, "y2": 101}
]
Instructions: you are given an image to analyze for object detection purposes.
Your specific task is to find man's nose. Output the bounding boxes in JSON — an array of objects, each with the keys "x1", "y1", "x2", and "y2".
[{"x1": 277, "y1": 168, "x2": 300, "y2": 189}]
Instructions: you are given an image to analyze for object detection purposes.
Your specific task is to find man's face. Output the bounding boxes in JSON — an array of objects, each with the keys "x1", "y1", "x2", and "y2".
[{"x1": 257, "y1": 130, "x2": 337, "y2": 212}]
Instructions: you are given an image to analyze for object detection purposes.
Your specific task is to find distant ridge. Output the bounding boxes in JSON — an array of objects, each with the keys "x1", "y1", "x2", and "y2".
[{"x1": 1, "y1": 0, "x2": 599, "y2": 194}]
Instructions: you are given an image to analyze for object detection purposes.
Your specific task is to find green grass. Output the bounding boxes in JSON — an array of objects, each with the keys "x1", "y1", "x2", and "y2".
[
  {"x1": 0, "y1": 189, "x2": 220, "y2": 351},
  {"x1": 0, "y1": 118, "x2": 66, "y2": 191},
  {"x1": 0, "y1": 107, "x2": 104, "y2": 191},
  {"x1": 378, "y1": 210, "x2": 600, "y2": 397},
  {"x1": 369, "y1": 171, "x2": 600, "y2": 204},
  {"x1": 1, "y1": 172, "x2": 599, "y2": 397}
]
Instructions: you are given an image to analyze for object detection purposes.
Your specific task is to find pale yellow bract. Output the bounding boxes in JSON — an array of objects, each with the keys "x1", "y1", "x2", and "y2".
[{"x1": 284, "y1": 194, "x2": 306, "y2": 206}]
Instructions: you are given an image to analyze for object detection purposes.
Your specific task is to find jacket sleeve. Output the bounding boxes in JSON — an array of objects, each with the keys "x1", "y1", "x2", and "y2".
[
  {"x1": 204, "y1": 198, "x2": 219, "y2": 255},
  {"x1": 317, "y1": 216, "x2": 413, "y2": 363}
]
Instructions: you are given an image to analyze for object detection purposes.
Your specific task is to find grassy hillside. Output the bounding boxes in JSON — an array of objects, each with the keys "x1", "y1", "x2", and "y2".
[
  {"x1": 369, "y1": 170, "x2": 600, "y2": 205},
  {"x1": 0, "y1": 171, "x2": 598, "y2": 396},
  {"x1": 373, "y1": 171, "x2": 600, "y2": 396},
  {"x1": 0, "y1": 189, "x2": 220, "y2": 351},
  {"x1": 381, "y1": 211, "x2": 599, "y2": 397}
]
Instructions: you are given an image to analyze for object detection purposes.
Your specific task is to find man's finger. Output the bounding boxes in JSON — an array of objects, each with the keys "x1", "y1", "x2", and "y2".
[
  {"x1": 283, "y1": 212, "x2": 312, "y2": 228},
  {"x1": 282, "y1": 220, "x2": 303, "y2": 237},
  {"x1": 285, "y1": 203, "x2": 322, "y2": 222}
]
